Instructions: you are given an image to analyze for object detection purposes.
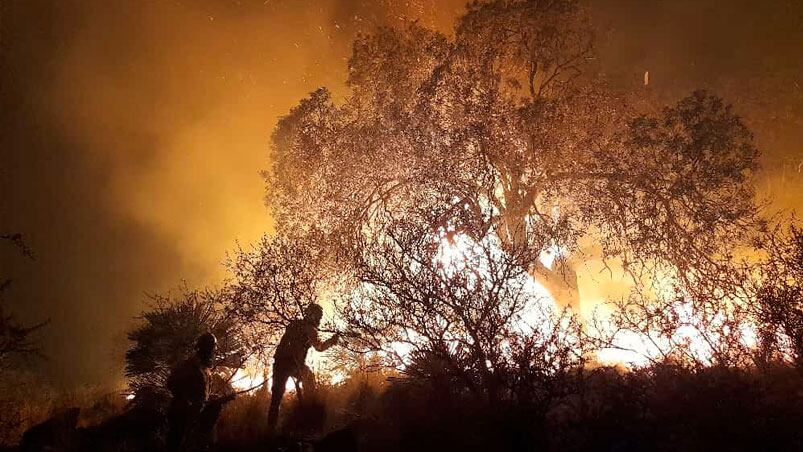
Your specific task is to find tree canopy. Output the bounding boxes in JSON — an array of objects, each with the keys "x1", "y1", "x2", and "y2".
[
  {"x1": 267, "y1": 0, "x2": 759, "y2": 311},
  {"x1": 247, "y1": 0, "x2": 774, "y2": 397}
]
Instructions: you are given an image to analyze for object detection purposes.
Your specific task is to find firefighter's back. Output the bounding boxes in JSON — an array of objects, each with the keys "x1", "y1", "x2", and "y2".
[{"x1": 274, "y1": 320, "x2": 313, "y2": 368}]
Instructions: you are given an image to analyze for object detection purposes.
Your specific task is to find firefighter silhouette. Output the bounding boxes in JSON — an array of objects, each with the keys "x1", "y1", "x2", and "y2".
[{"x1": 267, "y1": 304, "x2": 339, "y2": 435}]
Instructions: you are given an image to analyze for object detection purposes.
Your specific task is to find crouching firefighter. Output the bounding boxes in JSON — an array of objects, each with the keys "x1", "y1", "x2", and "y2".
[
  {"x1": 166, "y1": 332, "x2": 235, "y2": 451},
  {"x1": 267, "y1": 304, "x2": 340, "y2": 435}
]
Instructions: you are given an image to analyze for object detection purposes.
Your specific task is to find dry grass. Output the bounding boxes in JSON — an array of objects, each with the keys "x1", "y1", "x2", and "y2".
[
  {"x1": 0, "y1": 373, "x2": 128, "y2": 447},
  {"x1": 2, "y1": 364, "x2": 801, "y2": 450}
]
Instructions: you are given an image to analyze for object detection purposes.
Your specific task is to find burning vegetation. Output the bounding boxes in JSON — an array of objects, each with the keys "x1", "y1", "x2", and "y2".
[{"x1": 1, "y1": 0, "x2": 802, "y2": 450}]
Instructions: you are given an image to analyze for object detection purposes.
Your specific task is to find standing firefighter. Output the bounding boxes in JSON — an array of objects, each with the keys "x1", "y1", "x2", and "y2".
[
  {"x1": 267, "y1": 304, "x2": 340, "y2": 435},
  {"x1": 166, "y1": 332, "x2": 218, "y2": 451}
]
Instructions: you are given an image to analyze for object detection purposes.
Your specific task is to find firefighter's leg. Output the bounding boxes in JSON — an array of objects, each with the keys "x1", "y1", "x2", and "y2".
[
  {"x1": 166, "y1": 403, "x2": 189, "y2": 452},
  {"x1": 267, "y1": 363, "x2": 290, "y2": 436},
  {"x1": 296, "y1": 364, "x2": 326, "y2": 435},
  {"x1": 297, "y1": 364, "x2": 317, "y2": 401}
]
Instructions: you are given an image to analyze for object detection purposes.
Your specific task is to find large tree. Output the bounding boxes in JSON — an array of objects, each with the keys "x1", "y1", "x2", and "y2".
[
  {"x1": 267, "y1": 0, "x2": 759, "y2": 311},
  {"x1": 254, "y1": 0, "x2": 769, "y2": 401}
]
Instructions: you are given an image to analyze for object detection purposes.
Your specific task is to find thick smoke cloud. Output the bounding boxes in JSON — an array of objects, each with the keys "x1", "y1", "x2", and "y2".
[
  {"x1": 591, "y1": 0, "x2": 803, "y2": 209},
  {"x1": 1, "y1": 0, "x2": 800, "y2": 388}
]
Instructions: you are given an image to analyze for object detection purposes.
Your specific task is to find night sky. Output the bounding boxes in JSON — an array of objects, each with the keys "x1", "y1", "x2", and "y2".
[{"x1": 1, "y1": 0, "x2": 801, "y2": 388}]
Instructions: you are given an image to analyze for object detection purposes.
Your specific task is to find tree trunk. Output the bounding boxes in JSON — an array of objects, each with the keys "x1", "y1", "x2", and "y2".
[
  {"x1": 497, "y1": 197, "x2": 580, "y2": 310},
  {"x1": 530, "y1": 258, "x2": 579, "y2": 310}
]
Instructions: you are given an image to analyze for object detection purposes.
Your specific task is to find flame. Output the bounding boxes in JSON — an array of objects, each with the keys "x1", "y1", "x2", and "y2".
[
  {"x1": 436, "y1": 231, "x2": 560, "y2": 330},
  {"x1": 591, "y1": 280, "x2": 763, "y2": 367},
  {"x1": 230, "y1": 233, "x2": 764, "y2": 387},
  {"x1": 230, "y1": 366, "x2": 270, "y2": 393},
  {"x1": 329, "y1": 371, "x2": 347, "y2": 386},
  {"x1": 229, "y1": 349, "x2": 348, "y2": 393}
]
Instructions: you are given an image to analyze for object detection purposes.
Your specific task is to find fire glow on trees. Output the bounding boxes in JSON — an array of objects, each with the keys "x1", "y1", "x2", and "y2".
[{"x1": 219, "y1": 0, "x2": 799, "y2": 398}]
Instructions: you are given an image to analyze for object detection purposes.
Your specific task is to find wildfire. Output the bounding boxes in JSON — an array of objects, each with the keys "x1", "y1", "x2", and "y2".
[
  {"x1": 436, "y1": 230, "x2": 560, "y2": 332},
  {"x1": 436, "y1": 231, "x2": 763, "y2": 368},
  {"x1": 230, "y1": 366, "x2": 267, "y2": 393},
  {"x1": 227, "y1": 232, "x2": 765, "y2": 392}
]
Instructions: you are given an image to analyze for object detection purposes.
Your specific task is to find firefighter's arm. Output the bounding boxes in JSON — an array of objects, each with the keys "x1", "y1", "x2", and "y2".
[
  {"x1": 188, "y1": 374, "x2": 208, "y2": 411},
  {"x1": 311, "y1": 329, "x2": 340, "y2": 352},
  {"x1": 208, "y1": 392, "x2": 237, "y2": 406}
]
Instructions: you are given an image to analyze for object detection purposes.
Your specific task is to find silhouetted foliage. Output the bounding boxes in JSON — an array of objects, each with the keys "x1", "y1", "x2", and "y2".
[
  {"x1": 0, "y1": 234, "x2": 46, "y2": 447},
  {"x1": 0, "y1": 281, "x2": 45, "y2": 374},
  {"x1": 0, "y1": 234, "x2": 34, "y2": 260},
  {"x1": 754, "y1": 224, "x2": 803, "y2": 370},
  {"x1": 0, "y1": 234, "x2": 44, "y2": 374},
  {"x1": 125, "y1": 286, "x2": 247, "y2": 400},
  {"x1": 335, "y1": 206, "x2": 595, "y2": 404},
  {"x1": 226, "y1": 233, "x2": 328, "y2": 360}
]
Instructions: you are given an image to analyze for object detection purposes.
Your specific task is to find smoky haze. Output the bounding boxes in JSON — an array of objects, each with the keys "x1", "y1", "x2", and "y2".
[{"x1": 1, "y1": 0, "x2": 801, "y2": 388}]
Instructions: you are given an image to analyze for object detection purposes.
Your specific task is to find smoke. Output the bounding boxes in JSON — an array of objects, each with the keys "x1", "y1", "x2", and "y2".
[
  {"x1": 1, "y1": 0, "x2": 800, "y2": 388},
  {"x1": 590, "y1": 0, "x2": 803, "y2": 207}
]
